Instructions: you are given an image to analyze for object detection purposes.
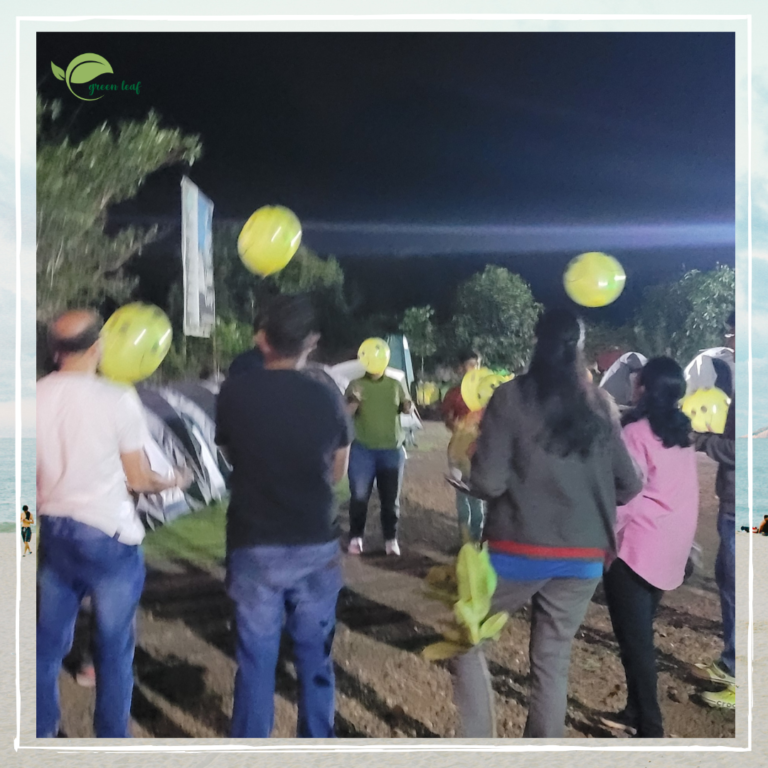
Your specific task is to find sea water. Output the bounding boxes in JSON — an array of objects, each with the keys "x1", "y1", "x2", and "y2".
[
  {"x1": 0, "y1": 438, "x2": 36, "y2": 524},
  {"x1": 736, "y1": 438, "x2": 767, "y2": 529}
]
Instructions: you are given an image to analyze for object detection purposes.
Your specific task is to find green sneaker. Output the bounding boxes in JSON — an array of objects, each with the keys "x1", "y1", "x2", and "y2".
[
  {"x1": 701, "y1": 685, "x2": 735, "y2": 709},
  {"x1": 691, "y1": 661, "x2": 736, "y2": 686}
]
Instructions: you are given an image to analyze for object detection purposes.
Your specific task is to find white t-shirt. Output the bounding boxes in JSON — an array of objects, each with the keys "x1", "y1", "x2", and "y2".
[{"x1": 36, "y1": 372, "x2": 151, "y2": 545}]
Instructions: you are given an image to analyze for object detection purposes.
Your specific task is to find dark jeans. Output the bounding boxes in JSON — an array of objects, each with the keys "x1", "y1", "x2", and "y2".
[
  {"x1": 226, "y1": 541, "x2": 343, "y2": 738},
  {"x1": 36, "y1": 516, "x2": 145, "y2": 738},
  {"x1": 716, "y1": 506, "x2": 735, "y2": 676},
  {"x1": 603, "y1": 557, "x2": 664, "y2": 738},
  {"x1": 348, "y1": 442, "x2": 405, "y2": 541}
]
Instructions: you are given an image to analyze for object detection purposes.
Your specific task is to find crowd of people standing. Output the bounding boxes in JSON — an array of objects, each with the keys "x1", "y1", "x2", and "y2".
[{"x1": 34, "y1": 296, "x2": 736, "y2": 740}]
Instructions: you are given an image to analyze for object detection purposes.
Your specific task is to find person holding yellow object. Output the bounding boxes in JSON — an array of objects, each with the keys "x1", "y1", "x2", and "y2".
[
  {"x1": 21, "y1": 505, "x2": 34, "y2": 556},
  {"x1": 441, "y1": 351, "x2": 486, "y2": 544}
]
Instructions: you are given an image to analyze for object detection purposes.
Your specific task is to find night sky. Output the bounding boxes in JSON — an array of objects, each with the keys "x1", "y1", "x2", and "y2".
[{"x1": 36, "y1": 32, "x2": 735, "y2": 321}]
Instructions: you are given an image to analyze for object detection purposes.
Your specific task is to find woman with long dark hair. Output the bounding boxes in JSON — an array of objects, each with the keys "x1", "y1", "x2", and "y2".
[
  {"x1": 451, "y1": 309, "x2": 643, "y2": 738},
  {"x1": 600, "y1": 357, "x2": 698, "y2": 738}
]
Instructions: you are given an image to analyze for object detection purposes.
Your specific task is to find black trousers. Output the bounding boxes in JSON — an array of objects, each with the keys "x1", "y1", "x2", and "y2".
[{"x1": 603, "y1": 557, "x2": 665, "y2": 738}]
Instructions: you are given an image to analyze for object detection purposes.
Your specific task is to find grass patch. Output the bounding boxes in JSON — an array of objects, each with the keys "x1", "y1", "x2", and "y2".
[{"x1": 142, "y1": 480, "x2": 351, "y2": 568}]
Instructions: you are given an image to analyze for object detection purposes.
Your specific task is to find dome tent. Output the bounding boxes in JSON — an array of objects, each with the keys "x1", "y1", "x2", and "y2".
[
  {"x1": 599, "y1": 352, "x2": 647, "y2": 407},
  {"x1": 684, "y1": 346, "x2": 735, "y2": 397}
]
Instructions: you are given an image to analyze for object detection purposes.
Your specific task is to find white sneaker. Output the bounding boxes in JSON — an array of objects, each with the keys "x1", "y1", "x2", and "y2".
[
  {"x1": 385, "y1": 539, "x2": 400, "y2": 556},
  {"x1": 347, "y1": 537, "x2": 363, "y2": 555}
]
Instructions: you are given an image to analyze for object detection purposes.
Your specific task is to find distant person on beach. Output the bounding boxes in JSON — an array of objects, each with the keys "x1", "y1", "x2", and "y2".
[
  {"x1": 758, "y1": 516, "x2": 768, "y2": 535},
  {"x1": 689, "y1": 309, "x2": 736, "y2": 709},
  {"x1": 215, "y1": 294, "x2": 352, "y2": 738},
  {"x1": 441, "y1": 350, "x2": 486, "y2": 544},
  {"x1": 36, "y1": 309, "x2": 190, "y2": 739},
  {"x1": 21, "y1": 505, "x2": 34, "y2": 556},
  {"x1": 600, "y1": 358, "x2": 698, "y2": 738},
  {"x1": 450, "y1": 309, "x2": 643, "y2": 738}
]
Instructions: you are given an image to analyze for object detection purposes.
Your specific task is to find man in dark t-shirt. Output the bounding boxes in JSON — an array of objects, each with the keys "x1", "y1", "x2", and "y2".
[{"x1": 215, "y1": 294, "x2": 352, "y2": 738}]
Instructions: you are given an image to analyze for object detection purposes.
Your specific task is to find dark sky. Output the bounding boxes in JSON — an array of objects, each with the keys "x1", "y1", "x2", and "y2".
[{"x1": 37, "y1": 32, "x2": 736, "y2": 320}]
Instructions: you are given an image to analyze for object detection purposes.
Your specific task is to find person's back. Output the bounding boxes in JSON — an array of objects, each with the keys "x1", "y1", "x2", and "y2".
[
  {"x1": 37, "y1": 372, "x2": 148, "y2": 541},
  {"x1": 217, "y1": 367, "x2": 349, "y2": 550},
  {"x1": 215, "y1": 293, "x2": 351, "y2": 739},
  {"x1": 475, "y1": 377, "x2": 639, "y2": 554},
  {"x1": 452, "y1": 309, "x2": 642, "y2": 741}
]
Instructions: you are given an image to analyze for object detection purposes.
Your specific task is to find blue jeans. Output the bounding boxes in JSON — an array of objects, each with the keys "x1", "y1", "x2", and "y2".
[
  {"x1": 716, "y1": 507, "x2": 736, "y2": 676},
  {"x1": 348, "y1": 442, "x2": 405, "y2": 541},
  {"x1": 226, "y1": 540, "x2": 343, "y2": 738},
  {"x1": 456, "y1": 491, "x2": 484, "y2": 543},
  {"x1": 36, "y1": 516, "x2": 145, "y2": 738}
]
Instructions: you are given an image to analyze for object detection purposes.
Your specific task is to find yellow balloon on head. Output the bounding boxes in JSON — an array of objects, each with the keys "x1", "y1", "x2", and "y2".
[
  {"x1": 238, "y1": 205, "x2": 302, "y2": 276},
  {"x1": 461, "y1": 367, "x2": 492, "y2": 412},
  {"x1": 564, "y1": 251, "x2": 626, "y2": 307},
  {"x1": 100, "y1": 303, "x2": 173, "y2": 384},
  {"x1": 358, "y1": 338, "x2": 390, "y2": 376},
  {"x1": 682, "y1": 387, "x2": 730, "y2": 434}
]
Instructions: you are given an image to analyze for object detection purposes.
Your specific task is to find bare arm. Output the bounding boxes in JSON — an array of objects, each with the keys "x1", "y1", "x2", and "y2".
[{"x1": 121, "y1": 450, "x2": 188, "y2": 494}]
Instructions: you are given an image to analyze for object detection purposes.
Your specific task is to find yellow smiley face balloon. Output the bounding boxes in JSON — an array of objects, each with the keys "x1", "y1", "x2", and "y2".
[
  {"x1": 681, "y1": 387, "x2": 731, "y2": 434},
  {"x1": 100, "y1": 303, "x2": 173, "y2": 384},
  {"x1": 564, "y1": 251, "x2": 626, "y2": 308},
  {"x1": 358, "y1": 338, "x2": 390, "y2": 376},
  {"x1": 237, "y1": 205, "x2": 302, "y2": 276},
  {"x1": 460, "y1": 367, "x2": 493, "y2": 412}
]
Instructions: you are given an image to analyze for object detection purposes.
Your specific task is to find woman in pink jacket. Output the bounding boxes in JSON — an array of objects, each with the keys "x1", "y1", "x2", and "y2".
[{"x1": 601, "y1": 357, "x2": 699, "y2": 738}]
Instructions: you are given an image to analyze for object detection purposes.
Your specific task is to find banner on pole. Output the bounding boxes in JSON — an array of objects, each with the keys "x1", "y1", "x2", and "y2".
[{"x1": 181, "y1": 176, "x2": 215, "y2": 337}]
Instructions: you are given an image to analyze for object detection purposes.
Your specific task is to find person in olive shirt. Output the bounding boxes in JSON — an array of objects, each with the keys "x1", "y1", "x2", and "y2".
[{"x1": 345, "y1": 368, "x2": 413, "y2": 556}]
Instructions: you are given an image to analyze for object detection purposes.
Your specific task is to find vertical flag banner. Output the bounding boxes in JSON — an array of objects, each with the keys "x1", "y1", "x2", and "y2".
[{"x1": 181, "y1": 176, "x2": 215, "y2": 337}]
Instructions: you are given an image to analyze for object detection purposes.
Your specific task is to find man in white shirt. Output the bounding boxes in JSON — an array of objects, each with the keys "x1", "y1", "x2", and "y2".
[{"x1": 36, "y1": 310, "x2": 189, "y2": 739}]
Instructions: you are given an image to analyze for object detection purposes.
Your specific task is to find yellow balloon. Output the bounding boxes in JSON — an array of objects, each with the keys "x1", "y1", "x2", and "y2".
[
  {"x1": 237, "y1": 205, "x2": 302, "y2": 276},
  {"x1": 358, "y1": 338, "x2": 390, "y2": 375},
  {"x1": 461, "y1": 367, "x2": 492, "y2": 412},
  {"x1": 681, "y1": 387, "x2": 731, "y2": 434},
  {"x1": 564, "y1": 251, "x2": 626, "y2": 308},
  {"x1": 476, "y1": 373, "x2": 506, "y2": 410},
  {"x1": 100, "y1": 303, "x2": 173, "y2": 384}
]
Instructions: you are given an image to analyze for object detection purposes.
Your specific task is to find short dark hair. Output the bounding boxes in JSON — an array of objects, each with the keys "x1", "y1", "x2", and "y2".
[
  {"x1": 458, "y1": 349, "x2": 481, "y2": 365},
  {"x1": 262, "y1": 294, "x2": 318, "y2": 357},
  {"x1": 22, "y1": 505, "x2": 28, "y2": 511}
]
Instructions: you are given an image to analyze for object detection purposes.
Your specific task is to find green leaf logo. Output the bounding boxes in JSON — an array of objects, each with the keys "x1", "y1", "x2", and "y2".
[
  {"x1": 62, "y1": 53, "x2": 114, "y2": 101},
  {"x1": 51, "y1": 62, "x2": 65, "y2": 80}
]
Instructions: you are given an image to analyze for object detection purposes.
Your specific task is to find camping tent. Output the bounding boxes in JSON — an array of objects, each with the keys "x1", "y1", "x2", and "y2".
[
  {"x1": 134, "y1": 383, "x2": 230, "y2": 531},
  {"x1": 684, "y1": 347, "x2": 735, "y2": 397},
  {"x1": 599, "y1": 352, "x2": 648, "y2": 407},
  {"x1": 386, "y1": 334, "x2": 416, "y2": 394}
]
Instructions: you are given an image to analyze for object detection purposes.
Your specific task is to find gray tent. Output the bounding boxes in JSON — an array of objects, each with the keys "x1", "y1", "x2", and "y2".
[{"x1": 599, "y1": 352, "x2": 648, "y2": 407}]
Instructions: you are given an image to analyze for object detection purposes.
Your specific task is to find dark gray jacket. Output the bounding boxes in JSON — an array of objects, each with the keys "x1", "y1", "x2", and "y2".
[
  {"x1": 470, "y1": 378, "x2": 643, "y2": 555},
  {"x1": 694, "y1": 393, "x2": 735, "y2": 507}
]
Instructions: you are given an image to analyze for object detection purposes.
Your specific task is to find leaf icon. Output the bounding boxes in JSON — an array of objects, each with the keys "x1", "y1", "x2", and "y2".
[
  {"x1": 65, "y1": 53, "x2": 114, "y2": 101},
  {"x1": 51, "y1": 62, "x2": 65, "y2": 80},
  {"x1": 67, "y1": 53, "x2": 113, "y2": 84}
]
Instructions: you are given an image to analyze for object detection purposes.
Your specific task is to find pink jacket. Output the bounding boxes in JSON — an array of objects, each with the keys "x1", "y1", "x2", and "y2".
[{"x1": 611, "y1": 418, "x2": 699, "y2": 590}]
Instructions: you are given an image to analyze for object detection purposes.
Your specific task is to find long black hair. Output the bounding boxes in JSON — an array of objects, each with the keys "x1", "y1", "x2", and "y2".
[
  {"x1": 519, "y1": 309, "x2": 613, "y2": 458},
  {"x1": 622, "y1": 357, "x2": 691, "y2": 448}
]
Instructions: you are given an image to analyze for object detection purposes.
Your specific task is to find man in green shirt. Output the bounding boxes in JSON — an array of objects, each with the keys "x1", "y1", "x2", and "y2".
[{"x1": 345, "y1": 371, "x2": 413, "y2": 556}]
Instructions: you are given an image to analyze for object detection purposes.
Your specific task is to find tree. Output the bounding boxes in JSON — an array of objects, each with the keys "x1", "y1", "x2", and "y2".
[
  {"x1": 400, "y1": 305, "x2": 437, "y2": 378},
  {"x1": 582, "y1": 320, "x2": 638, "y2": 366},
  {"x1": 633, "y1": 265, "x2": 735, "y2": 364},
  {"x1": 36, "y1": 96, "x2": 202, "y2": 321},
  {"x1": 452, "y1": 266, "x2": 542, "y2": 370}
]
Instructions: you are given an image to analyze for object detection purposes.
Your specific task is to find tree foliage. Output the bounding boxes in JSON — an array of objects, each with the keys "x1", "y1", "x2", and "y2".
[
  {"x1": 632, "y1": 265, "x2": 735, "y2": 364},
  {"x1": 452, "y1": 266, "x2": 542, "y2": 370},
  {"x1": 36, "y1": 96, "x2": 202, "y2": 321},
  {"x1": 400, "y1": 305, "x2": 437, "y2": 376}
]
